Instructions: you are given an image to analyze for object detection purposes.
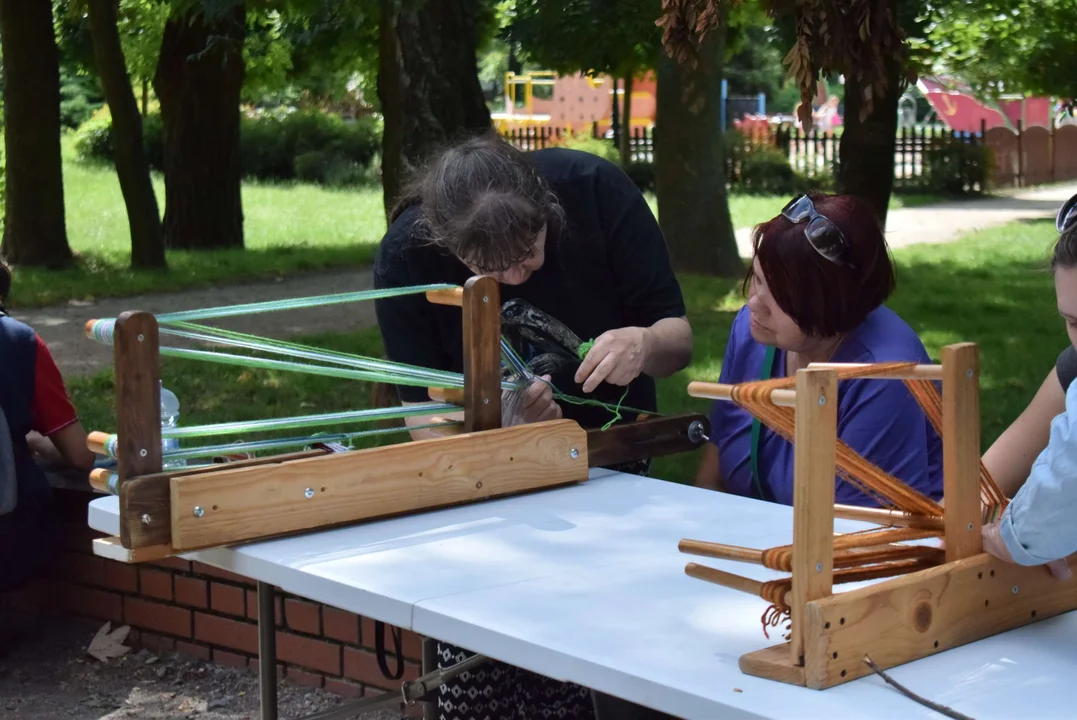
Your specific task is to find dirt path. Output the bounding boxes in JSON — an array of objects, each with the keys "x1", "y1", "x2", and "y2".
[
  {"x1": 19, "y1": 182, "x2": 1077, "y2": 380},
  {"x1": 0, "y1": 613, "x2": 406, "y2": 720}
]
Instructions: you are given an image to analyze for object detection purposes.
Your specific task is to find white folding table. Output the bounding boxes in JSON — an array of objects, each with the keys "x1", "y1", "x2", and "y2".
[{"x1": 87, "y1": 468, "x2": 1077, "y2": 719}]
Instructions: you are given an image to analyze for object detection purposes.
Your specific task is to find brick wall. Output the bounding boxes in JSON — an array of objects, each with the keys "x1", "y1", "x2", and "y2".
[{"x1": 2, "y1": 488, "x2": 425, "y2": 714}]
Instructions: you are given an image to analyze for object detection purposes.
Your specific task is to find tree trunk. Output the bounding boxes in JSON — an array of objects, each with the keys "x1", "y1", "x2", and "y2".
[
  {"x1": 619, "y1": 72, "x2": 634, "y2": 166},
  {"x1": 152, "y1": 3, "x2": 245, "y2": 250},
  {"x1": 88, "y1": 0, "x2": 165, "y2": 269},
  {"x1": 376, "y1": 0, "x2": 492, "y2": 218},
  {"x1": 837, "y1": 63, "x2": 901, "y2": 227},
  {"x1": 0, "y1": 0, "x2": 72, "y2": 268},
  {"x1": 654, "y1": 15, "x2": 742, "y2": 277}
]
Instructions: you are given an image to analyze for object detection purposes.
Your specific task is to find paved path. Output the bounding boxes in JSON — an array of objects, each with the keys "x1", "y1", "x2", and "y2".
[{"x1": 21, "y1": 183, "x2": 1077, "y2": 378}]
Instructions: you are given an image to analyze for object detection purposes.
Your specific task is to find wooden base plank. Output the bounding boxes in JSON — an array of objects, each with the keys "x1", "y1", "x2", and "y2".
[
  {"x1": 737, "y1": 553, "x2": 1077, "y2": 690},
  {"x1": 168, "y1": 420, "x2": 589, "y2": 552},
  {"x1": 92, "y1": 536, "x2": 176, "y2": 564}
]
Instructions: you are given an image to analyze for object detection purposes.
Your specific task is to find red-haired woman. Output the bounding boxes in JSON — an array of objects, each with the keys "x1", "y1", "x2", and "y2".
[
  {"x1": 0, "y1": 262, "x2": 95, "y2": 596},
  {"x1": 695, "y1": 193, "x2": 944, "y2": 507}
]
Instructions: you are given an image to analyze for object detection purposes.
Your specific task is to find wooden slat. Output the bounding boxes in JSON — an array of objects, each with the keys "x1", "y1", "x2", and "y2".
[
  {"x1": 114, "y1": 311, "x2": 162, "y2": 548},
  {"x1": 799, "y1": 552, "x2": 1077, "y2": 689},
  {"x1": 462, "y1": 276, "x2": 501, "y2": 433},
  {"x1": 833, "y1": 504, "x2": 944, "y2": 530},
  {"x1": 586, "y1": 413, "x2": 708, "y2": 468},
  {"x1": 92, "y1": 536, "x2": 176, "y2": 564},
  {"x1": 428, "y1": 387, "x2": 465, "y2": 405},
  {"x1": 169, "y1": 420, "x2": 588, "y2": 552},
  {"x1": 790, "y1": 368, "x2": 837, "y2": 667},
  {"x1": 805, "y1": 362, "x2": 943, "y2": 380},
  {"x1": 120, "y1": 448, "x2": 329, "y2": 549},
  {"x1": 942, "y1": 343, "x2": 981, "y2": 562},
  {"x1": 425, "y1": 287, "x2": 463, "y2": 307},
  {"x1": 688, "y1": 381, "x2": 796, "y2": 407}
]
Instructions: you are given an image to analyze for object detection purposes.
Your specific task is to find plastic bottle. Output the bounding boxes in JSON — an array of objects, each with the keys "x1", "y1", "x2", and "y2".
[{"x1": 160, "y1": 381, "x2": 186, "y2": 468}]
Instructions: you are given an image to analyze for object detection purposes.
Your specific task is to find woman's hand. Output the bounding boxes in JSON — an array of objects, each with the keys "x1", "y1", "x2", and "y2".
[
  {"x1": 982, "y1": 521, "x2": 1072, "y2": 580},
  {"x1": 575, "y1": 327, "x2": 649, "y2": 394},
  {"x1": 504, "y1": 375, "x2": 562, "y2": 426}
]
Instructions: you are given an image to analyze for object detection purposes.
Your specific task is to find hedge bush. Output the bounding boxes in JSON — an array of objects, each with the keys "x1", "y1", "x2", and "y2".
[{"x1": 72, "y1": 107, "x2": 381, "y2": 187}]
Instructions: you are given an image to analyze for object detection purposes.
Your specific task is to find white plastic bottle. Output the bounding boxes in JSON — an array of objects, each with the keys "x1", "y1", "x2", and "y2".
[{"x1": 160, "y1": 381, "x2": 186, "y2": 468}]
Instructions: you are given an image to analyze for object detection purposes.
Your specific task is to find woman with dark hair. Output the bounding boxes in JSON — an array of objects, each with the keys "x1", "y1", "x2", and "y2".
[
  {"x1": 0, "y1": 262, "x2": 95, "y2": 597},
  {"x1": 373, "y1": 132, "x2": 692, "y2": 442},
  {"x1": 695, "y1": 192, "x2": 944, "y2": 506},
  {"x1": 979, "y1": 195, "x2": 1077, "y2": 577},
  {"x1": 373, "y1": 134, "x2": 691, "y2": 719}
]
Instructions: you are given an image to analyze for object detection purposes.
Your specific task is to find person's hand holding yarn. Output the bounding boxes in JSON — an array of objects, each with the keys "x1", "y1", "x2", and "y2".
[
  {"x1": 501, "y1": 374, "x2": 562, "y2": 426},
  {"x1": 574, "y1": 327, "x2": 649, "y2": 394}
]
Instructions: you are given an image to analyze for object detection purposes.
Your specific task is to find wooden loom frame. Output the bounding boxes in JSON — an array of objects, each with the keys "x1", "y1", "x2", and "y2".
[
  {"x1": 681, "y1": 343, "x2": 1077, "y2": 690},
  {"x1": 86, "y1": 276, "x2": 708, "y2": 563}
]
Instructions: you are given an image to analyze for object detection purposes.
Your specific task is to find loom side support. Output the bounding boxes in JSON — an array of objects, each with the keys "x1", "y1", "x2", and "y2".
[
  {"x1": 789, "y1": 367, "x2": 838, "y2": 666},
  {"x1": 114, "y1": 311, "x2": 163, "y2": 548},
  {"x1": 463, "y1": 276, "x2": 501, "y2": 433},
  {"x1": 942, "y1": 343, "x2": 982, "y2": 562}
]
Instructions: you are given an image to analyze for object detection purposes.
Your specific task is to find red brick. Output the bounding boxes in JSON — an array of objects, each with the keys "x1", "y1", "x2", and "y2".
[
  {"x1": 195, "y1": 613, "x2": 258, "y2": 655},
  {"x1": 176, "y1": 641, "x2": 212, "y2": 661},
  {"x1": 56, "y1": 582, "x2": 123, "y2": 622},
  {"x1": 137, "y1": 632, "x2": 176, "y2": 652},
  {"x1": 56, "y1": 551, "x2": 105, "y2": 586},
  {"x1": 343, "y1": 648, "x2": 385, "y2": 686},
  {"x1": 58, "y1": 522, "x2": 105, "y2": 553},
  {"x1": 246, "y1": 589, "x2": 282, "y2": 626},
  {"x1": 401, "y1": 630, "x2": 423, "y2": 662},
  {"x1": 323, "y1": 607, "x2": 359, "y2": 644},
  {"x1": 402, "y1": 660, "x2": 421, "y2": 683},
  {"x1": 285, "y1": 667, "x2": 324, "y2": 689},
  {"x1": 324, "y1": 678, "x2": 364, "y2": 698},
  {"x1": 213, "y1": 649, "x2": 250, "y2": 669},
  {"x1": 153, "y1": 557, "x2": 192, "y2": 573},
  {"x1": 210, "y1": 583, "x2": 246, "y2": 617},
  {"x1": 276, "y1": 631, "x2": 341, "y2": 675},
  {"x1": 175, "y1": 576, "x2": 208, "y2": 608},
  {"x1": 192, "y1": 561, "x2": 253, "y2": 586},
  {"x1": 285, "y1": 598, "x2": 320, "y2": 635},
  {"x1": 103, "y1": 562, "x2": 139, "y2": 593},
  {"x1": 124, "y1": 598, "x2": 192, "y2": 638},
  {"x1": 139, "y1": 569, "x2": 173, "y2": 601}
]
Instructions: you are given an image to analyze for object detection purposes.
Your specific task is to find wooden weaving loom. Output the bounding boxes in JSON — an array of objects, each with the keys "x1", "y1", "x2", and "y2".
[
  {"x1": 682, "y1": 343, "x2": 1077, "y2": 690},
  {"x1": 83, "y1": 276, "x2": 708, "y2": 564}
]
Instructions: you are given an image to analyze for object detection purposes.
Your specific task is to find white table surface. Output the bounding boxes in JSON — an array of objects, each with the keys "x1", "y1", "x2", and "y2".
[{"x1": 87, "y1": 469, "x2": 1077, "y2": 719}]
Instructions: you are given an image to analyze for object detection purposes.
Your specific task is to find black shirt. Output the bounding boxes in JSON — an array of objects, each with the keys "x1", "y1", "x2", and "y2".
[
  {"x1": 1057, "y1": 345, "x2": 1077, "y2": 393},
  {"x1": 372, "y1": 148, "x2": 687, "y2": 429}
]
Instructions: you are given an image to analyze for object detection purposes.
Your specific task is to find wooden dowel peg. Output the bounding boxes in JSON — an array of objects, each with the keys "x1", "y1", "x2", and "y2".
[
  {"x1": 428, "y1": 387, "x2": 465, "y2": 405},
  {"x1": 806, "y1": 362, "x2": 943, "y2": 380},
  {"x1": 685, "y1": 562, "x2": 765, "y2": 596},
  {"x1": 87, "y1": 431, "x2": 111, "y2": 457},
  {"x1": 833, "y1": 504, "x2": 944, "y2": 531},
  {"x1": 89, "y1": 469, "x2": 117, "y2": 494},
  {"x1": 687, "y1": 381, "x2": 797, "y2": 407},
  {"x1": 425, "y1": 287, "x2": 464, "y2": 307},
  {"x1": 679, "y1": 539, "x2": 764, "y2": 565}
]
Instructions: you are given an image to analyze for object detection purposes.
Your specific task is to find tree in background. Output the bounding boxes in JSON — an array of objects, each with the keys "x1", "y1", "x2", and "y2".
[
  {"x1": 87, "y1": 0, "x2": 165, "y2": 268},
  {"x1": 154, "y1": 0, "x2": 246, "y2": 250},
  {"x1": 0, "y1": 0, "x2": 73, "y2": 268},
  {"x1": 659, "y1": 0, "x2": 920, "y2": 225},
  {"x1": 376, "y1": 0, "x2": 493, "y2": 218},
  {"x1": 927, "y1": 0, "x2": 1077, "y2": 106}
]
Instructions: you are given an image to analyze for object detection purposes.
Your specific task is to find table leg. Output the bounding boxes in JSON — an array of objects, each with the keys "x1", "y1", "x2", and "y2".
[
  {"x1": 258, "y1": 581, "x2": 279, "y2": 720},
  {"x1": 422, "y1": 637, "x2": 438, "y2": 720}
]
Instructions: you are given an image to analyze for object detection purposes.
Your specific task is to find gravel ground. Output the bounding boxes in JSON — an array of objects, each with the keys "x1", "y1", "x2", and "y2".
[{"x1": 0, "y1": 613, "x2": 408, "y2": 720}]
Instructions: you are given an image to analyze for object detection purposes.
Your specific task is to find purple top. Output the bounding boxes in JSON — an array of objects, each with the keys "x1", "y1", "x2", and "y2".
[{"x1": 710, "y1": 305, "x2": 944, "y2": 507}]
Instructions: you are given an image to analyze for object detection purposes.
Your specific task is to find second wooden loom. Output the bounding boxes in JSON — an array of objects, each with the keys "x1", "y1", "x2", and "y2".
[
  {"x1": 83, "y1": 276, "x2": 708, "y2": 563},
  {"x1": 682, "y1": 344, "x2": 1077, "y2": 690}
]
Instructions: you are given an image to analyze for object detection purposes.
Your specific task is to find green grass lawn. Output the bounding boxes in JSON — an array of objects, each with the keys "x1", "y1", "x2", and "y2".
[
  {"x1": 7, "y1": 137, "x2": 941, "y2": 309},
  {"x1": 67, "y1": 216, "x2": 1065, "y2": 488}
]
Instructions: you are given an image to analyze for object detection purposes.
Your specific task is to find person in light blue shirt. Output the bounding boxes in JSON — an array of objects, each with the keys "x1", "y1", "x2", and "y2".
[
  {"x1": 982, "y1": 194, "x2": 1077, "y2": 578},
  {"x1": 695, "y1": 193, "x2": 944, "y2": 507}
]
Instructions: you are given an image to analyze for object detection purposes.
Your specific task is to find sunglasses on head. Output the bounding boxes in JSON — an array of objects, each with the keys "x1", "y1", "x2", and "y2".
[
  {"x1": 781, "y1": 193, "x2": 855, "y2": 269},
  {"x1": 1058, "y1": 193, "x2": 1077, "y2": 234}
]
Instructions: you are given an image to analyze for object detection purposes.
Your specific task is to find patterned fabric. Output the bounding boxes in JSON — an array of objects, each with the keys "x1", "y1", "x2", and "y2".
[{"x1": 436, "y1": 642, "x2": 596, "y2": 720}]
